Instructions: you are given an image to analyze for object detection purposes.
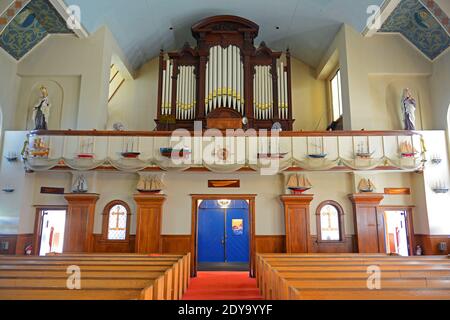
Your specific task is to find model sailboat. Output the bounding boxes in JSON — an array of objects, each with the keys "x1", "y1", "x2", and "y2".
[
  {"x1": 137, "y1": 176, "x2": 165, "y2": 194},
  {"x1": 287, "y1": 174, "x2": 312, "y2": 194},
  {"x1": 399, "y1": 141, "x2": 417, "y2": 158},
  {"x1": 308, "y1": 139, "x2": 327, "y2": 159},
  {"x1": 358, "y1": 178, "x2": 375, "y2": 193},
  {"x1": 72, "y1": 175, "x2": 88, "y2": 193},
  {"x1": 356, "y1": 142, "x2": 374, "y2": 159}
]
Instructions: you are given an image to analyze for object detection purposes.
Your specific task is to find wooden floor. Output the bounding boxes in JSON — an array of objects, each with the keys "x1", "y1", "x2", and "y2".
[{"x1": 257, "y1": 254, "x2": 450, "y2": 300}]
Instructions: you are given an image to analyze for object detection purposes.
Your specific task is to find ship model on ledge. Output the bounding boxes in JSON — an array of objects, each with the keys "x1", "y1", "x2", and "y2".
[
  {"x1": 137, "y1": 176, "x2": 165, "y2": 194},
  {"x1": 77, "y1": 138, "x2": 94, "y2": 159},
  {"x1": 358, "y1": 178, "x2": 375, "y2": 193},
  {"x1": 399, "y1": 141, "x2": 418, "y2": 158},
  {"x1": 287, "y1": 174, "x2": 312, "y2": 194},
  {"x1": 355, "y1": 142, "x2": 374, "y2": 159},
  {"x1": 160, "y1": 147, "x2": 192, "y2": 159},
  {"x1": 121, "y1": 139, "x2": 141, "y2": 159}
]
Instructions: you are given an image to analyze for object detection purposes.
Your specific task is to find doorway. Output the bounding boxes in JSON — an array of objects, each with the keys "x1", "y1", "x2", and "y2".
[
  {"x1": 191, "y1": 194, "x2": 256, "y2": 277},
  {"x1": 382, "y1": 208, "x2": 414, "y2": 256},
  {"x1": 34, "y1": 208, "x2": 67, "y2": 256},
  {"x1": 198, "y1": 200, "x2": 249, "y2": 271}
]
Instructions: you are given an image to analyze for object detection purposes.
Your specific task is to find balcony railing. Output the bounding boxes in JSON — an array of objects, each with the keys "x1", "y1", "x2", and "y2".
[{"x1": 24, "y1": 130, "x2": 425, "y2": 174}]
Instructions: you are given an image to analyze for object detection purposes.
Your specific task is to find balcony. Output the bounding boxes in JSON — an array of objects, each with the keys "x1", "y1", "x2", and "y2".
[{"x1": 21, "y1": 129, "x2": 427, "y2": 174}]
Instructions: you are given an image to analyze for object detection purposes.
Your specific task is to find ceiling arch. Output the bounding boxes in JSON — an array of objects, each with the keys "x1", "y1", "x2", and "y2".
[{"x1": 63, "y1": 0, "x2": 385, "y2": 69}]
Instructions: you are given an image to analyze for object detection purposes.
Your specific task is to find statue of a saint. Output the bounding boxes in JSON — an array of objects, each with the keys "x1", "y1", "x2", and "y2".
[
  {"x1": 33, "y1": 86, "x2": 51, "y2": 130},
  {"x1": 401, "y1": 88, "x2": 416, "y2": 131}
]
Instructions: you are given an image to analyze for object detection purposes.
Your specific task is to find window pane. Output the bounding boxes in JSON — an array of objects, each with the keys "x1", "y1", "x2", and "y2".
[
  {"x1": 330, "y1": 70, "x2": 343, "y2": 121},
  {"x1": 108, "y1": 205, "x2": 127, "y2": 240},
  {"x1": 320, "y1": 205, "x2": 341, "y2": 241}
]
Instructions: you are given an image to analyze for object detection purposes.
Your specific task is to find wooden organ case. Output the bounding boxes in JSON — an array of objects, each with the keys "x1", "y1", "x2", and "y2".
[{"x1": 156, "y1": 15, "x2": 294, "y2": 131}]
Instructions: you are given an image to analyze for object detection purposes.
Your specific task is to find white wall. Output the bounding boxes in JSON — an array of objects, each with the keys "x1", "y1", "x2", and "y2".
[
  {"x1": 17, "y1": 29, "x2": 112, "y2": 130},
  {"x1": 15, "y1": 76, "x2": 81, "y2": 130},
  {"x1": 430, "y1": 51, "x2": 450, "y2": 130},
  {"x1": 319, "y1": 25, "x2": 434, "y2": 131},
  {"x1": 0, "y1": 49, "x2": 19, "y2": 150}
]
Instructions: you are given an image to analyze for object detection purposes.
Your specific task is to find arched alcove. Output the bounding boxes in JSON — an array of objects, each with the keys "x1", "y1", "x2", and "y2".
[
  {"x1": 25, "y1": 80, "x2": 64, "y2": 130},
  {"x1": 385, "y1": 80, "x2": 426, "y2": 130}
]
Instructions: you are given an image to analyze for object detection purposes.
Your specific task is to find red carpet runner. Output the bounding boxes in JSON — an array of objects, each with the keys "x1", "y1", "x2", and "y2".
[{"x1": 182, "y1": 272, "x2": 264, "y2": 300}]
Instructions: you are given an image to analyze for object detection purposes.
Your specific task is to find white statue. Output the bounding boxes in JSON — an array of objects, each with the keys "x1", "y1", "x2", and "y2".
[
  {"x1": 33, "y1": 86, "x2": 51, "y2": 130},
  {"x1": 401, "y1": 88, "x2": 416, "y2": 131}
]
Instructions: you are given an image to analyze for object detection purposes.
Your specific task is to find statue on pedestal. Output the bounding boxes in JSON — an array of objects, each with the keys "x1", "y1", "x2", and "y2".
[
  {"x1": 33, "y1": 86, "x2": 51, "y2": 130},
  {"x1": 401, "y1": 88, "x2": 417, "y2": 131}
]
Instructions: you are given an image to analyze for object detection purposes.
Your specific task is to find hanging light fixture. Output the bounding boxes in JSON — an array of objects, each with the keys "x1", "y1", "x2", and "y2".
[{"x1": 217, "y1": 199, "x2": 231, "y2": 208}]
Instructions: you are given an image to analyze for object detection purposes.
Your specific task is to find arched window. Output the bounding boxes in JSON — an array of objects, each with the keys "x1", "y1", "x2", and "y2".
[
  {"x1": 102, "y1": 201, "x2": 131, "y2": 241},
  {"x1": 316, "y1": 201, "x2": 345, "y2": 242}
]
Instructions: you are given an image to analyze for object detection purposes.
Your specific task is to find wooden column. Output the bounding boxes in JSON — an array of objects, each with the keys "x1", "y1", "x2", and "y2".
[
  {"x1": 63, "y1": 194, "x2": 99, "y2": 253},
  {"x1": 134, "y1": 194, "x2": 167, "y2": 254},
  {"x1": 280, "y1": 195, "x2": 314, "y2": 253},
  {"x1": 349, "y1": 194, "x2": 385, "y2": 253}
]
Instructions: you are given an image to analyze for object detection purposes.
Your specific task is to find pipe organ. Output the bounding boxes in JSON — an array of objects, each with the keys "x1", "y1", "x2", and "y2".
[{"x1": 156, "y1": 15, "x2": 294, "y2": 131}]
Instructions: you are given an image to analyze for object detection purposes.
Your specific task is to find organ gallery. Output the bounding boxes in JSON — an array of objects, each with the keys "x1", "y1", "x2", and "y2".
[{"x1": 0, "y1": 0, "x2": 449, "y2": 304}]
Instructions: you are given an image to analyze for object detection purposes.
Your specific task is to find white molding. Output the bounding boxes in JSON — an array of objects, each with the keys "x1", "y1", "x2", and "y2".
[
  {"x1": 49, "y1": 0, "x2": 88, "y2": 38},
  {"x1": 362, "y1": 0, "x2": 401, "y2": 37}
]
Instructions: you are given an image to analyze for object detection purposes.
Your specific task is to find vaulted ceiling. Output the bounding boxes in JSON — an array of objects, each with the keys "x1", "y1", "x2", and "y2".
[
  {"x1": 1, "y1": 0, "x2": 449, "y2": 69},
  {"x1": 63, "y1": 0, "x2": 385, "y2": 69}
]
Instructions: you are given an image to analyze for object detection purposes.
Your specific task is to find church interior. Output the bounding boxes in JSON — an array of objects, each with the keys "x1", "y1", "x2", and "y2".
[{"x1": 0, "y1": 0, "x2": 449, "y2": 301}]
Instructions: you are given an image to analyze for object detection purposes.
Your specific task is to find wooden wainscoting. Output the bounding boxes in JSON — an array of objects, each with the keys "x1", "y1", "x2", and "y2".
[
  {"x1": 15, "y1": 234, "x2": 34, "y2": 255},
  {"x1": 255, "y1": 236, "x2": 286, "y2": 253},
  {"x1": 0, "y1": 234, "x2": 34, "y2": 255},
  {"x1": 0, "y1": 235, "x2": 17, "y2": 255},
  {"x1": 161, "y1": 235, "x2": 191, "y2": 254},
  {"x1": 310, "y1": 235, "x2": 356, "y2": 253},
  {"x1": 415, "y1": 234, "x2": 450, "y2": 255},
  {"x1": 92, "y1": 234, "x2": 135, "y2": 253}
]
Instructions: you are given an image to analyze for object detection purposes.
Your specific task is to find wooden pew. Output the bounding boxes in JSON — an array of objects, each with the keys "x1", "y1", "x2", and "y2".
[
  {"x1": 256, "y1": 254, "x2": 450, "y2": 300},
  {"x1": 0, "y1": 254, "x2": 190, "y2": 300},
  {"x1": 288, "y1": 287, "x2": 450, "y2": 300},
  {"x1": 0, "y1": 254, "x2": 190, "y2": 299}
]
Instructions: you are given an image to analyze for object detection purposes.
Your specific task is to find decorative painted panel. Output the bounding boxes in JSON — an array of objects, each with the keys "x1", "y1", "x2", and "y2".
[
  {"x1": 0, "y1": 0, "x2": 73, "y2": 60},
  {"x1": 379, "y1": 0, "x2": 450, "y2": 60}
]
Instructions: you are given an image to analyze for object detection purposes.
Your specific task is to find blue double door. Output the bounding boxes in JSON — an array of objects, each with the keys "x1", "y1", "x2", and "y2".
[{"x1": 198, "y1": 200, "x2": 249, "y2": 264}]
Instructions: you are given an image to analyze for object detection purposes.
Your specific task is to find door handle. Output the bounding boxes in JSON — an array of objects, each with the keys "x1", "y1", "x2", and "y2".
[{"x1": 221, "y1": 238, "x2": 225, "y2": 246}]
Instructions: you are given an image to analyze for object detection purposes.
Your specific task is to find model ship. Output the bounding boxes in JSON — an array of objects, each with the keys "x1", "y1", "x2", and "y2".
[
  {"x1": 72, "y1": 175, "x2": 88, "y2": 193},
  {"x1": 257, "y1": 139, "x2": 288, "y2": 159},
  {"x1": 355, "y1": 142, "x2": 374, "y2": 159},
  {"x1": 160, "y1": 147, "x2": 191, "y2": 158},
  {"x1": 432, "y1": 181, "x2": 449, "y2": 194},
  {"x1": 257, "y1": 152, "x2": 288, "y2": 159},
  {"x1": 30, "y1": 137, "x2": 50, "y2": 158},
  {"x1": 308, "y1": 140, "x2": 327, "y2": 159},
  {"x1": 77, "y1": 138, "x2": 94, "y2": 159},
  {"x1": 137, "y1": 176, "x2": 165, "y2": 194},
  {"x1": 287, "y1": 174, "x2": 312, "y2": 194},
  {"x1": 121, "y1": 139, "x2": 141, "y2": 159},
  {"x1": 399, "y1": 141, "x2": 417, "y2": 158},
  {"x1": 358, "y1": 178, "x2": 375, "y2": 193}
]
